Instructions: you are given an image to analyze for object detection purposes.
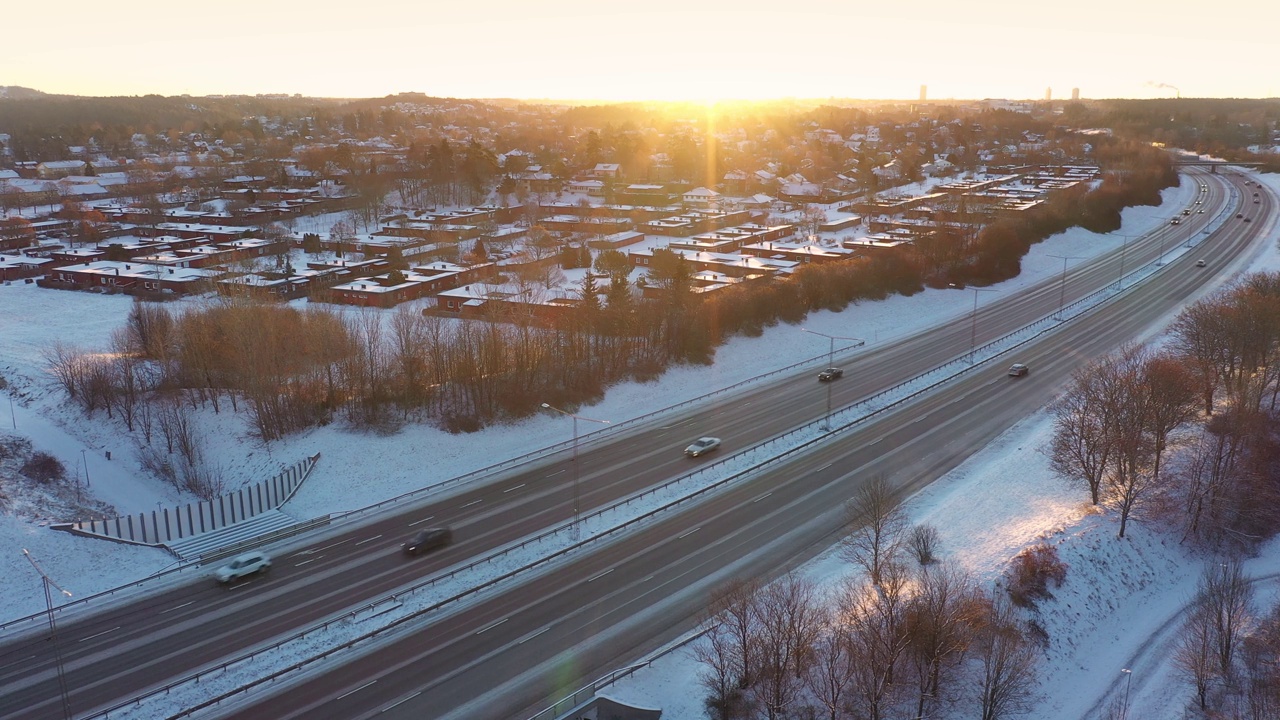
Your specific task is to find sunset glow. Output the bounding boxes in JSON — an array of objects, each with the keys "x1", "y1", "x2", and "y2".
[{"x1": 7, "y1": 0, "x2": 1279, "y2": 100}]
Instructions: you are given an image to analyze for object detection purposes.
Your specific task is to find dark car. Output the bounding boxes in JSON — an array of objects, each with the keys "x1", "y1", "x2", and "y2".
[
  {"x1": 818, "y1": 367, "x2": 844, "y2": 382},
  {"x1": 1008, "y1": 363, "x2": 1029, "y2": 377},
  {"x1": 404, "y1": 528, "x2": 453, "y2": 556}
]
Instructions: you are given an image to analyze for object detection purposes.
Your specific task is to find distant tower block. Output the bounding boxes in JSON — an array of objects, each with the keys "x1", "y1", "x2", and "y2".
[
  {"x1": 1045, "y1": 87, "x2": 1052, "y2": 101},
  {"x1": 919, "y1": 85, "x2": 927, "y2": 101},
  {"x1": 1071, "y1": 87, "x2": 1080, "y2": 101}
]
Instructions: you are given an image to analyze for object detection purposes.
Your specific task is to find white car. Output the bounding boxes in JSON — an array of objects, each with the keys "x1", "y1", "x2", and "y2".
[
  {"x1": 685, "y1": 437, "x2": 721, "y2": 458},
  {"x1": 215, "y1": 551, "x2": 271, "y2": 583},
  {"x1": 1007, "y1": 363, "x2": 1029, "y2": 377}
]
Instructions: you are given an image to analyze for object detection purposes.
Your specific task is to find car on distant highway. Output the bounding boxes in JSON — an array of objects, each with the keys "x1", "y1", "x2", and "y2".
[
  {"x1": 1237, "y1": 213, "x2": 1245, "y2": 219},
  {"x1": 404, "y1": 528, "x2": 453, "y2": 556},
  {"x1": 215, "y1": 552, "x2": 271, "y2": 583},
  {"x1": 1196, "y1": 260, "x2": 1207, "y2": 267},
  {"x1": 1170, "y1": 218, "x2": 1180, "y2": 225},
  {"x1": 817, "y1": 367, "x2": 844, "y2": 382},
  {"x1": 1244, "y1": 217, "x2": 1252, "y2": 223},
  {"x1": 1007, "y1": 363, "x2": 1029, "y2": 377},
  {"x1": 685, "y1": 437, "x2": 721, "y2": 458}
]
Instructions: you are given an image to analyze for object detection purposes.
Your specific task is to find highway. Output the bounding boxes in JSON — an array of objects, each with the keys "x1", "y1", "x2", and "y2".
[{"x1": 0, "y1": 168, "x2": 1264, "y2": 720}]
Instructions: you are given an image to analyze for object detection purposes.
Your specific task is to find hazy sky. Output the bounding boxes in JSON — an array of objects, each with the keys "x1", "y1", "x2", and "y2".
[{"x1": 7, "y1": 0, "x2": 1278, "y2": 101}]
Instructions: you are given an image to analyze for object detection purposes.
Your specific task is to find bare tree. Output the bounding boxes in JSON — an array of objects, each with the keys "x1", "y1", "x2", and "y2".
[
  {"x1": 908, "y1": 524, "x2": 942, "y2": 566},
  {"x1": 842, "y1": 475, "x2": 907, "y2": 586},
  {"x1": 974, "y1": 594, "x2": 1039, "y2": 720},
  {"x1": 696, "y1": 616, "x2": 751, "y2": 720},
  {"x1": 906, "y1": 563, "x2": 981, "y2": 718},
  {"x1": 1049, "y1": 359, "x2": 1122, "y2": 505},
  {"x1": 839, "y1": 574, "x2": 910, "y2": 720},
  {"x1": 707, "y1": 578, "x2": 762, "y2": 692},
  {"x1": 805, "y1": 626, "x2": 857, "y2": 720},
  {"x1": 1200, "y1": 559, "x2": 1255, "y2": 678},
  {"x1": 747, "y1": 573, "x2": 826, "y2": 719},
  {"x1": 1175, "y1": 601, "x2": 1217, "y2": 711}
]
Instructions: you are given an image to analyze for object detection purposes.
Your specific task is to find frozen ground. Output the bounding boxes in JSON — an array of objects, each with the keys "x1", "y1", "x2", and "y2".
[{"x1": 1, "y1": 170, "x2": 1276, "y2": 719}]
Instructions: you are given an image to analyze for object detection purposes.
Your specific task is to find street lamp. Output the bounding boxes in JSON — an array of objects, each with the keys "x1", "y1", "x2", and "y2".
[
  {"x1": 541, "y1": 403, "x2": 610, "y2": 541},
  {"x1": 24, "y1": 549, "x2": 73, "y2": 720},
  {"x1": 800, "y1": 328, "x2": 865, "y2": 429},
  {"x1": 1046, "y1": 254, "x2": 1082, "y2": 321},
  {"x1": 1117, "y1": 234, "x2": 1131, "y2": 289},
  {"x1": 1120, "y1": 668, "x2": 1133, "y2": 720},
  {"x1": 1157, "y1": 222, "x2": 1172, "y2": 265},
  {"x1": 949, "y1": 284, "x2": 997, "y2": 363}
]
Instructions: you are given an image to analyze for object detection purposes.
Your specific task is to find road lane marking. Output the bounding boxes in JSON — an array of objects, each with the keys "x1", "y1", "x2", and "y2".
[
  {"x1": 819, "y1": 462, "x2": 833, "y2": 471},
  {"x1": 461, "y1": 499, "x2": 482, "y2": 509},
  {"x1": 381, "y1": 691, "x2": 421, "y2": 712},
  {"x1": 476, "y1": 618, "x2": 508, "y2": 635},
  {"x1": 519, "y1": 627, "x2": 550, "y2": 644},
  {"x1": 296, "y1": 538, "x2": 352, "y2": 556},
  {"x1": 78, "y1": 626, "x2": 120, "y2": 643},
  {"x1": 547, "y1": 469, "x2": 566, "y2": 477},
  {"x1": 0, "y1": 655, "x2": 35, "y2": 673},
  {"x1": 504, "y1": 483, "x2": 526, "y2": 493},
  {"x1": 355, "y1": 534, "x2": 382, "y2": 546},
  {"x1": 588, "y1": 568, "x2": 614, "y2": 583},
  {"x1": 160, "y1": 601, "x2": 195, "y2": 615},
  {"x1": 295, "y1": 558, "x2": 318, "y2": 567},
  {"x1": 337, "y1": 680, "x2": 377, "y2": 700},
  {"x1": 408, "y1": 515, "x2": 435, "y2": 526},
  {"x1": 752, "y1": 492, "x2": 773, "y2": 503},
  {"x1": 678, "y1": 527, "x2": 701, "y2": 540}
]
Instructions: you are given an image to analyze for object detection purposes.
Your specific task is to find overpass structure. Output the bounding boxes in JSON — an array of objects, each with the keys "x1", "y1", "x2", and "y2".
[{"x1": 1173, "y1": 159, "x2": 1263, "y2": 171}]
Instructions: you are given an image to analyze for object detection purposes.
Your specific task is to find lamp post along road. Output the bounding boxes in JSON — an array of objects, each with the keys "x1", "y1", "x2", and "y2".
[
  {"x1": 1047, "y1": 254, "x2": 1082, "y2": 320},
  {"x1": 541, "y1": 403, "x2": 610, "y2": 541},
  {"x1": 24, "y1": 549, "x2": 73, "y2": 720},
  {"x1": 1117, "y1": 234, "x2": 1131, "y2": 289},
  {"x1": 1120, "y1": 668, "x2": 1133, "y2": 720},
  {"x1": 800, "y1": 328, "x2": 865, "y2": 429},
  {"x1": 949, "y1": 284, "x2": 997, "y2": 362}
]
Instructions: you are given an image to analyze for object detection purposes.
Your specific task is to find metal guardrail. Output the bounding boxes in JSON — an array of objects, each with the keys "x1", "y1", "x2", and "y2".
[
  {"x1": 334, "y1": 344, "x2": 871, "y2": 522},
  {"x1": 526, "y1": 629, "x2": 709, "y2": 720},
  {"x1": 197, "y1": 516, "x2": 332, "y2": 565},
  {"x1": 0, "y1": 515, "x2": 331, "y2": 636}
]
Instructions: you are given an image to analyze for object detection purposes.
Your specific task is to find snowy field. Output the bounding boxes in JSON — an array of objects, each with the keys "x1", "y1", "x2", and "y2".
[{"x1": 1, "y1": 169, "x2": 1277, "y2": 719}]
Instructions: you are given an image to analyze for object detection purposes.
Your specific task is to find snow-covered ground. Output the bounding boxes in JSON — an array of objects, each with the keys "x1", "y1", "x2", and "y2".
[{"x1": 1, "y1": 170, "x2": 1276, "y2": 719}]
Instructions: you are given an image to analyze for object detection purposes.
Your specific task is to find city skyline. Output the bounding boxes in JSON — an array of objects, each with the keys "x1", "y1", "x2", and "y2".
[{"x1": 7, "y1": 0, "x2": 1280, "y2": 101}]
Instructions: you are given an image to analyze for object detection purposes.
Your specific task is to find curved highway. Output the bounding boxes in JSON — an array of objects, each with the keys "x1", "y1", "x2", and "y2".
[{"x1": 0, "y1": 168, "x2": 1265, "y2": 719}]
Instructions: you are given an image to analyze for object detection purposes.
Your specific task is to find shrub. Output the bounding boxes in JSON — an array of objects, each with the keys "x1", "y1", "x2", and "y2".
[
  {"x1": 1007, "y1": 543, "x2": 1069, "y2": 608},
  {"x1": 20, "y1": 451, "x2": 66, "y2": 484},
  {"x1": 908, "y1": 523, "x2": 941, "y2": 565}
]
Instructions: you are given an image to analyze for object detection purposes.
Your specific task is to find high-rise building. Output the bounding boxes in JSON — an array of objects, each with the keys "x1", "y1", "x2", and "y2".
[
  {"x1": 919, "y1": 85, "x2": 927, "y2": 101},
  {"x1": 1045, "y1": 87, "x2": 1052, "y2": 101},
  {"x1": 1071, "y1": 87, "x2": 1080, "y2": 101}
]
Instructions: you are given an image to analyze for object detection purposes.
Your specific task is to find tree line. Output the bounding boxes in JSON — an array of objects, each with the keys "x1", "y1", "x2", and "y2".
[
  {"x1": 1050, "y1": 271, "x2": 1280, "y2": 548},
  {"x1": 43, "y1": 143, "x2": 1176, "y2": 459}
]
